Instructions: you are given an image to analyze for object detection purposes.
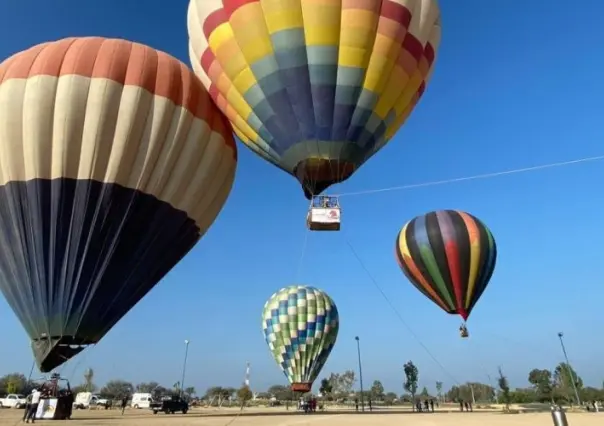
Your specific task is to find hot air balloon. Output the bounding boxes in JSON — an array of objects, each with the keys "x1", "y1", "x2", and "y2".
[
  {"x1": 0, "y1": 37, "x2": 237, "y2": 372},
  {"x1": 187, "y1": 0, "x2": 441, "y2": 203},
  {"x1": 395, "y1": 210, "x2": 497, "y2": 338},
  {"x1": 262, "y1": 285, "x2": 339, "y2": 392}
]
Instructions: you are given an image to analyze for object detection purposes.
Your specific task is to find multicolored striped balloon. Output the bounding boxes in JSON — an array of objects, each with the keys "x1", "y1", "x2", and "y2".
[
  {"x1": 188, "y1": 0, "x2": 441, "y2": 198},
  {"x1": 395, "y1": 210, "x2": 497, "y2": 321},
  {"x1": 0, "y1": 37, "x2": 237, "y2": 372},
  {"x1": 262, "y1": 286, "x2": 339, "y2": 392}
]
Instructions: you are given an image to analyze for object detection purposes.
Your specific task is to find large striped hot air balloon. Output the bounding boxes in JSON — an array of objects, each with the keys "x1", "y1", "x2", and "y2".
[
  {"x1": 262, "y1": 285, "x2": 339, "y2": 392},
  {"x1": 395, "y1": 210, "x2": 497, "y2": 337},
  {"x1": 0, "y1": 37, "x2": 237, "y2": 372},
  {"x1": 188, "y1": 0, "x2": 441, "y2": 198}
]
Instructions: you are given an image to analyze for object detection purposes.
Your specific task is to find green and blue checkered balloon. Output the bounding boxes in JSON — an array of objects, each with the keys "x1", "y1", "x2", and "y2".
[{"x1": 262, "y1": 285, "x2": 339, "y2": 392}]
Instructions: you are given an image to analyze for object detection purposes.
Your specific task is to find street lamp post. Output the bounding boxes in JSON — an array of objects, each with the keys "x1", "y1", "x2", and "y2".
[
  {"x1": 487, "y1": 374, "x2": 498, "y2": 403},
  {"x1": 180, "y1": 339, "x2": 190, "y2": 397},
  {"x1": 355, "y1": 336, "x2": 365, "y2": 412},
  {"x1": 557, "y1": 332, "x2": 580, "y2": 405}
]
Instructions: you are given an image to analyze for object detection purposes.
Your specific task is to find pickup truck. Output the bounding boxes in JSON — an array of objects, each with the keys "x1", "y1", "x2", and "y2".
[
  {"x1": 0, "y1": 394, "x2": 27, "y2": 408},
  {"x1": 150, "y1": 395, "x2": 188, "y2": 414}
]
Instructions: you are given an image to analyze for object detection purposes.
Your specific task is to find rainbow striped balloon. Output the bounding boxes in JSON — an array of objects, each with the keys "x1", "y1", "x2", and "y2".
[
  {"x1": 395, "y1": 210, "x2": 497, "y2": 321},
  {"x1": 188, "y1": 0, "x2": 441, "y2": 198}
]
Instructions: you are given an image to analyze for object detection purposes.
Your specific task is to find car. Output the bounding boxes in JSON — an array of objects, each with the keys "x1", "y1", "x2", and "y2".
[
  {"x1": 0, "y1": 394, "x2": 27, "y2": 409},
  {"x1": 150, "y1": 395, "x2": 188, "y2": 414}
]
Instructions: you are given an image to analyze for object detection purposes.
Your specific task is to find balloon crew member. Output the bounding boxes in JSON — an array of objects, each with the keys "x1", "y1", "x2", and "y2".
[
  {"x1": 23, "y1": 392, "x2": 32, "y2": 422},
  {"x1": 121, "y1": 395, "x2": 128, "y2": 415},
  {"x1": 64, "y1": 390, "x2": 74, "y2": 419},
  {"x1": 25, "y1": 388, "x2": 41, "y2": 423}
]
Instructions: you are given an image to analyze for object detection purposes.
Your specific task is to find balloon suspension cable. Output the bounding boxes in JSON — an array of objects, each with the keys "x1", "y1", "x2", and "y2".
[
  {"x1": 295, "y1": 199, "x2": 314, "y2": 283},
  {"x1": 221, "y1": 400, "x2": 247, "y2": 426},
  {"x1": 342, "y1": 232, "x2": 461, "y2": 386},
  {"x1": 335, "y1": 154, "x2": 604, "y2": 197}
]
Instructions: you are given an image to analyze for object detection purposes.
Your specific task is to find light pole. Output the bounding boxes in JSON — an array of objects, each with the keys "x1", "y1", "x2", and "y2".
[
  {"x1": 487, "y1": 374, "x2": 498, "y2": 403},
  {"x1": 557, "y1": 332, "x2": 580, "y2": 405},
  {"x1": 355, "y1": 336, "x2": 365, "y2": 412},
  {"x1": 180, "y1": 339, "x2": 190, "y2": 397}
]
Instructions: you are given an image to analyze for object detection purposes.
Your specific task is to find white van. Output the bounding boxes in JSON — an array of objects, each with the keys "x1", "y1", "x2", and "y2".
[
  {"x1": 131, "y1": 393, "x2": 153, "y2": 409},
  {"x1": 73, "y1": 392, "x2": 109, "y2": 409}
]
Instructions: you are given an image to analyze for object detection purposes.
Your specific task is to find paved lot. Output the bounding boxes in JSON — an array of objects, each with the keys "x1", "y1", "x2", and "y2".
[{"x1": 0, "y1": 408, "x2": 602, "y2": 426}]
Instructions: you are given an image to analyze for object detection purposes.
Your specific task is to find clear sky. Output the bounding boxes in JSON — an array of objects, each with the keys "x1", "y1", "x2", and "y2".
[{"x1": 1, "y1": 0, "x2": 604, "y2": 395}]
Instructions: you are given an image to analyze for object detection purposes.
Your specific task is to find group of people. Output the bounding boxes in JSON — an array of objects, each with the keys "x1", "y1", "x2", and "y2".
[
  {"x1": 458, "y1": 400, "x2": 473, "y2": 411},
  {"x1": 415, "y1": 399, "x2": 438, "y2": 412},
  {"x1": 585, "y1": 400, "x2": 600, "y2": 412},
  {"x1": 22, "y1": 380, "x2": 76, "y2": 423},
  {"x1": 22, "y1": 387, "x2": 74, "y2": 423},
  {"x1": 298, "y1": 397, "x2": 320, "y2": 413}
]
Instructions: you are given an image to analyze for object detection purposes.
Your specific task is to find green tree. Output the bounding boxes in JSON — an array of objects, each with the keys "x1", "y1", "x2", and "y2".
[
  {"x1": 6, "y1": 380, "x2": 17, "y2": 394},
  {"x1": 267, "y1": 385, "x2": 293, "y2": 401},
  {"x1": 205, "y1": 386, "x2": 236, "y2": 405},
  {"x1": 448, "y1": 383, "x2": 494, "y2": 402},
  {"x1": 435, "y1": 381, "x2": 443, "y2": 402},
  {"x1": 581, "y1": 387, "x2": 604, "y2": 402},
  {"x1": 319, "y1": 378, "x2": 332, "y2": 398},
  {"x1": 0, "y1": 374, "x2": 28, "y2": 394},
  {"x1": 384, "y1": 392, "x2": 398, "y2": 405},
  {"x1": 256, "y1": 392, "x2": 271, "y2": 399},
  {"x1": 420, "y1": 386, "x2": 430, "y2": 398},
  {"x1": 403, "y1": 361, "x2": 419, "y2": 409},
  {"x1": 83, "y1": 368, "x2": 95, "y2": 392},
  {"x1": 338, "y1": 370, "x2": 356, "y2": 395},
  {"x1": 527, "y1": 369, "x2": 554, "y2": 402},
  {"x1": 370, "y1": 380, "x2": 385, "y2": 400},
  {"x1": 71, "y1": 385, "x2": 88, "y2": 394},
  {"x1": 184, "y1": 387, "x2": 196, "y2": 397},
  {"x1": 136, "y1": 382, "x2": 160, "y2": 393},
  {"x1": 554, "y1": 362, "x2": 582, "y2": 403},
  {"x1": 497, "y1": 367, "x2": 511, "y2": 411},
  {"x1": 100, "y1": 380, "x2": 134, "y2": 399},
  {"x1": 326, "y1": 373, "x2": 341, "y2": 397},
  {"x1": 237, "y1": 385, "x2": 253, "y2": 406}
]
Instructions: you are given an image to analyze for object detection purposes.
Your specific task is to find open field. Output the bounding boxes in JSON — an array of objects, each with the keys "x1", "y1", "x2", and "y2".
[{"x1": 0, "y1": 408, "x2": 602, "y2": 426}]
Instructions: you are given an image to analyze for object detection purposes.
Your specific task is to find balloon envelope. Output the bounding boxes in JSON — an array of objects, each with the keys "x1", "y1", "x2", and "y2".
[
  {"x1": 262, "y1": 285, "x2": 339, "y2": 392},
  {"x1": 395, "y1": 210, "x2": 497, "y2": 320},
  {"x1": 188, "y1": 0, "x2": 441, "y2": 198},
  {"x1": 0, "y1": 37, "x2": 237, "y2": 372}
]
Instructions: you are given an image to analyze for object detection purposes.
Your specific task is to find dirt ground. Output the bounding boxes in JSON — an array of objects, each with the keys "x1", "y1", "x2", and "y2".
[{"x1": 0, "y1": 407, "x2": 602, "y2": 426}]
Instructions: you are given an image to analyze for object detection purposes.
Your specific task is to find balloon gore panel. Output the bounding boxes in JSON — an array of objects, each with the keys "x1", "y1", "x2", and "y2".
[
  {"x1": 262, "y1": 286, "x2": 339, "y2": 389},
  {"x1": 0, "y1": 178, "x2": 199, "y2": 372},
  {"x1": 188, "y1": 0, "x2": 442, "y2": 197},
  {"x1": 395, "y1": 210, "x2": 497, "y2": 321},
  {"x1": 0, "y1": 37, "x2": 237, "y2": 372}
]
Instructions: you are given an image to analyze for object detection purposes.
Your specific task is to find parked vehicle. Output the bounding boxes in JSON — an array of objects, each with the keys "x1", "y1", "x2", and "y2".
[
  {"x1": 150, "y1": 395, "x2": 188, "y2": 414},
  {"x1": 0, "y1": 394, "x2": 27, "y2": 409},
  {"x1": 73, "y1": 392, "x2": 110, "y2": 409},
  {"x1": 131, "y1": 393, "x2": 153, "y2": 409}
]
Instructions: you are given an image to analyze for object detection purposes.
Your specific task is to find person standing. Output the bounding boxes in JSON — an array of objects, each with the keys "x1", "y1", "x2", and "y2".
[
  {"x1": 22, "y1": 393, "x2": 32, "y2": 422},
  {"x1": 25, "y1": 388, "x2": 41, "y2": 423},
  {"x1": 121, "y1": 395, "x2": 129, "y2": 415},
  {"x1": 65, "y1": 391, "x2": 74, "y2": 419}
]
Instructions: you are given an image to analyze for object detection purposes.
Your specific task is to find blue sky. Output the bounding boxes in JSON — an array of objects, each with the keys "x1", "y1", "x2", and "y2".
[{"x1": 1, "y1": 0, "x2": 604, "y2": 395}]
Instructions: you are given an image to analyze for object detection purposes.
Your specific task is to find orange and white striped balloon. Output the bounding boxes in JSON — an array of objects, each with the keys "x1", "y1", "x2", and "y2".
[{"x1": 0, "y1": 37, "x2": 236, "y2": 372}]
